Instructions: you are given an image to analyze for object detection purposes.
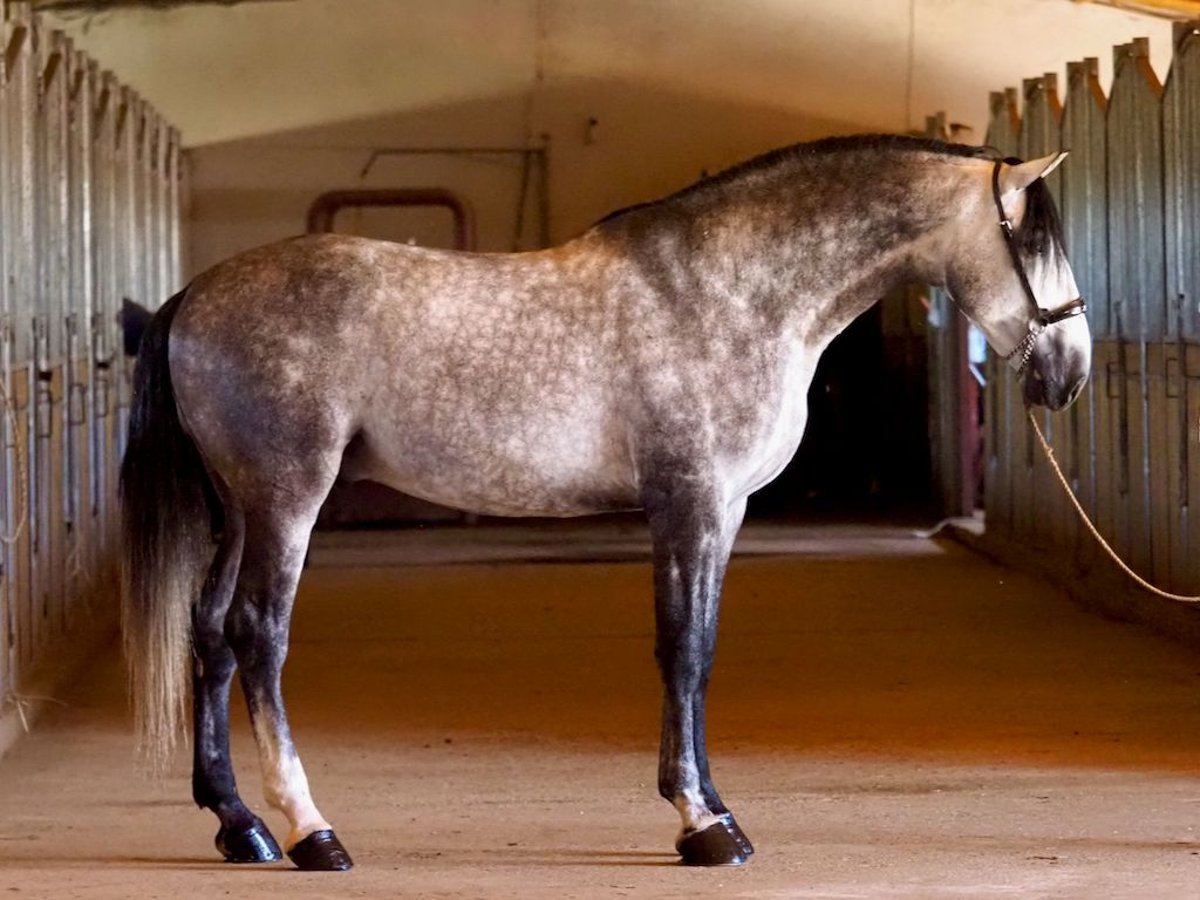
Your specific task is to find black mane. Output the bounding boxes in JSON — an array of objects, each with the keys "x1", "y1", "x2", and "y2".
[{"x1": 594, "y1": 133, "x2": 1066, "y2": 257}]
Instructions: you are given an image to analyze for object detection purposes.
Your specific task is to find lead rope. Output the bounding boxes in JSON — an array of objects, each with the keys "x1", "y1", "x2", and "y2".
[
  {"x1": 0, "y1": 381, "x2": 28, "y2": 545},
  {"x1": 1026, "y1": 409, "x2": 1200, "y2": 603}
]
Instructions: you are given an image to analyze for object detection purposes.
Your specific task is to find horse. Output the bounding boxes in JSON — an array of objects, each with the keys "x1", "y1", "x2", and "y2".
[{"x1": 120, "y1": 134, "x2": 1091, "y2": 871}]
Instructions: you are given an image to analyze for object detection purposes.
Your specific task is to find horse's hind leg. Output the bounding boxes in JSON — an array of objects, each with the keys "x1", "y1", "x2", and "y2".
[
  {"x1": 643, "y1": 474, "x2": 752, "y2": 866},
  {"x1": 225, "y1": 497, "x2": 352, "y2": 872},
  {"x1": 191, "y1": 506, "x2": 283, "y2": 862}
]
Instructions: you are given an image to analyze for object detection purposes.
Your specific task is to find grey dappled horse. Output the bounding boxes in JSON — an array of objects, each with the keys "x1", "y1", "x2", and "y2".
[{"x1": 120, "y1": 135, "x2": 1091, "y2": 871}]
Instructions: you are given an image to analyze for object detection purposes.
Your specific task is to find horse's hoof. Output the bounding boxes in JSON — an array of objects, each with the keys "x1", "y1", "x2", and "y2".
[
  {"x1": 287, "y1": 829, "x2": 354, "y2": 871},
  {"x1": 215, "y1": 820, "x2": 283, "y2": 863},
  {"x1": 677, "y1": 820, "x2": 749, "y2": 867},
  {"x1": 719, "y1": 813, "x2": 754, "y2": 857}
]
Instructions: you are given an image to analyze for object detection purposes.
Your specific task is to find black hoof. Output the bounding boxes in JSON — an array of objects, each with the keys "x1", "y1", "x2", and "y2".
[
  {"x1": 215, "y1": 820, "x2": 283, "y2": 863},
  {"x1": 678, "y1": 820, "x2": 749, "y2": 867},
  {"x1": 287, "y1": 829, "x2": 354, "y2": 871},
  {"x1": 720, "y1": 813, "x2": 754, "y2": 857}
]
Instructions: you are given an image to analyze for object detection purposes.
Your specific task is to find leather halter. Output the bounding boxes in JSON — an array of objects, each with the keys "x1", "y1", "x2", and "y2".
[{"x1": 990, "y1": 159, "x2": 1087, "y2": 375}]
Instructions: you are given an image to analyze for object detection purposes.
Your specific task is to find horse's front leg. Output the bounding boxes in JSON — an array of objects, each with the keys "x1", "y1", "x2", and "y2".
[
  {"x1": 643, "y1": 476, "x2": 752, "y2": 866},
  {"x1": 225, "y1": 510, "x2": 353, "y2": 872}
]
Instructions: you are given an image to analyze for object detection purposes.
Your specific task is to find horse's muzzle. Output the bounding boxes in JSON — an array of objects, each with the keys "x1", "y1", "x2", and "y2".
[{"x1": 1023, "y1": 355, "x2": 1088, "y2": 411}]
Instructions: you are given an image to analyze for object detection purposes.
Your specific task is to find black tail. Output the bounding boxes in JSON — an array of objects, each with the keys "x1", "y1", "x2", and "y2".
[{"x1": 120, "y1": 287, "x2": 217, "y2": 768}]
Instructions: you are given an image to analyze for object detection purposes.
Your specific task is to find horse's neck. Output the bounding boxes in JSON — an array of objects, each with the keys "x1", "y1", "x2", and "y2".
[{"x1": 640, "y1": 155, "x2": 959, "y2": 347}]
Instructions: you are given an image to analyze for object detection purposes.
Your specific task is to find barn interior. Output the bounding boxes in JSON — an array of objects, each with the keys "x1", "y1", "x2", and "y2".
[{"x1": 2, "y1": 0, "x2": 1200, "y2": 896}]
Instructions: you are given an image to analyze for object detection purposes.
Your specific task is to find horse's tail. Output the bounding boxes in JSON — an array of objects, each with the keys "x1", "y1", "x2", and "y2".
[{"x1": 120, "y1": 286, "x2": 216, "y2": 769}]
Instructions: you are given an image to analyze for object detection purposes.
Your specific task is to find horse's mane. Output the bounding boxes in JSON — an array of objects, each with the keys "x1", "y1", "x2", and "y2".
[{"x1": 594, "y1": 133, "x2": 1065, "y2": 258}]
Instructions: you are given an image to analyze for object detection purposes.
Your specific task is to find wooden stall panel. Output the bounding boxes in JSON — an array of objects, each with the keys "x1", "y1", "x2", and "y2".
[
  {"x1": 1160, "y1": 343, "x2": 1189, "y2": 592},
  {"x1": 1146, "y1": 343, "x2": 1183, "y2": 589},
  {"x1": 1020, "y1": 74, "x2": 1073, "y2": 552},
  {"x1": 1060, "y1": 58, "x2": 1108, "y2": 565},
  {"x1": 1107, "y1": 40, "x2": 1163, "y2": 577},
  {"x1": 1093, "y1": 339, "x2": 1121, "y2": 552},
  {"x1": 983, "y1": 89, "x2": 1021, "y2": 538},
  {"x1": 1165, "y1": 24, "x2": 1200, "y2": 589},
  {"x1": 953, "y1": 28, "x2": 1200, "y2": 596},
  {"x1": 1186, "y1": 343, "x2": 1200, "y2": 589},
  {"x1": 1165, "y1": 23, "x2": 1200, "y2": 345}
]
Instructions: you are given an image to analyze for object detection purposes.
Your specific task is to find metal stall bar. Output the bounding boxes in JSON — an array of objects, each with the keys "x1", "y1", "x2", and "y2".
[
  {"x1": 1060, "y1": 58, "x2": 1109, "y2": 567},
  {"x1": 6, "y1": 5, "x2": 37, "y2": 676},
  {"x1": 34, "y1": 27, "x2": 70, "y2": 643},
  {"x1": 0, "y1": 3, "x2": 15, "y2": 703},
  {"x1": 63, "y1": 42, "x2": 94, "y2": 616},
  {"x1": 89, "y1": 69, "x2": 116, "y2": 551},
  {"x1": 138, "y1": 104, "x2": 158, "y2": 316},
  {"x1": 153, "y1": 115, "x2": 171, "y2": 306},
  {"x1": 114, "y1": 89, "x2": 145, "y2": 466},
  {"x1": 105, "y1": 84, "x2": 137, "y2": 532},
  {"x1": 166, "y1": 126, "x2": 182, "y2": 292}
]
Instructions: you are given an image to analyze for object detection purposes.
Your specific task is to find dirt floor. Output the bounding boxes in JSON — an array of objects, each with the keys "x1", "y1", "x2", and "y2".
[{"x1": 3, "y1": 522, "x2": 1200, "y2": 898}]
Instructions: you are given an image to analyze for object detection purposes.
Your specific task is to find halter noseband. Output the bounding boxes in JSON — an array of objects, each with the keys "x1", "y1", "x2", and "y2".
[{"x1": 990, "y1": 159, "x2": 1087, "y2": 375}]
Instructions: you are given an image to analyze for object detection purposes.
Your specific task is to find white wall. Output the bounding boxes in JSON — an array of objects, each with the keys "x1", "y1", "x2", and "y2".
[{"x1": 46, "y1": 0, "x2": 1174, "y2": 278}]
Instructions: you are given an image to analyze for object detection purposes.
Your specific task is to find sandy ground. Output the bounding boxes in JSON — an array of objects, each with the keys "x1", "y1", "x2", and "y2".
[{"x1": 3, "y1": 522, "x2": 1200, "y2": 898}]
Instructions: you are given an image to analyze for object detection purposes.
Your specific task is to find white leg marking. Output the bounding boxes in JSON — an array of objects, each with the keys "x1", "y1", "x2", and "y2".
[
  {"x1": 673, "y1": 785, "x2": 721, "y2": 840},
  {"x1": 253, "y1": 716, "x2": 332, "y2": 850}
]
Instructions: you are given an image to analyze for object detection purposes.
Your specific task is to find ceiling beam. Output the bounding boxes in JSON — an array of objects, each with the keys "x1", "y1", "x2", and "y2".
[{"x1": 1073, "y1": 0, "x2": 1200, "y2": 20}]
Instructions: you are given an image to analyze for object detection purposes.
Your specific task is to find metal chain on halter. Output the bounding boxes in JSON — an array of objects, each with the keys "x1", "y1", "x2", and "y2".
[{"x1": 1006, "y1": 326, "x2": 1042, "y2": 376}]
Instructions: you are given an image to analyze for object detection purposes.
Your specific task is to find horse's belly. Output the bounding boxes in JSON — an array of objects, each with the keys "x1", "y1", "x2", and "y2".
[{"x1": 348, "y1": 417, "x2": 638, "y2": 518}]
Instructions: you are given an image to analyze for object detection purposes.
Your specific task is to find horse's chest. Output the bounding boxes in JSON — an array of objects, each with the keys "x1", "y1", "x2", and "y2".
[{"x1": 721, "y1": 350, "x2": 816, "y2": 496}]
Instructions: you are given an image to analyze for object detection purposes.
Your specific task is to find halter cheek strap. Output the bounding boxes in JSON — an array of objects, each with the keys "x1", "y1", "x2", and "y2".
[{"x1": 990, "y1": 160, "x2": 1087, "y2": 375}]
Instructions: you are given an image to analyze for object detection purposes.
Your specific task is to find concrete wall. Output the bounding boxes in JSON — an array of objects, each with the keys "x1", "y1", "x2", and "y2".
[{"x1": 46, "y1": 0, "x2": 1173, "y2": 279}]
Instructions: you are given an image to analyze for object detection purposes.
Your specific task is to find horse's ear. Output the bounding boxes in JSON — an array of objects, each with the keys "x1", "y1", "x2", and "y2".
[{"x1": 998, "y1": 151, "x2": 1069, "y2": 195}]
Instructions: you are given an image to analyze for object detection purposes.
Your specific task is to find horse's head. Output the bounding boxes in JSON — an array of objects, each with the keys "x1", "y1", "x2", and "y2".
[{"x1": 943, "y1": 152, "x2": 1091, "y2": 411}]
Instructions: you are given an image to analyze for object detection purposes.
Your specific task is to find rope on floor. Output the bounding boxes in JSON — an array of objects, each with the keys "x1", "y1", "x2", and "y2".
[
  {"x1": 2, "y1": 692, "x2": 68, "y2": 733},
  {"x1": 1027, "y1": 408, "x2": 1200, "y2": 603}
]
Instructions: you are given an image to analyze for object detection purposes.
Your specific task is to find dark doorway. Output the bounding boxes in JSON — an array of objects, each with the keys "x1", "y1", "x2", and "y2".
[{"x1": 748, "y1": 289, "x2": 934, "y2": 520}]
